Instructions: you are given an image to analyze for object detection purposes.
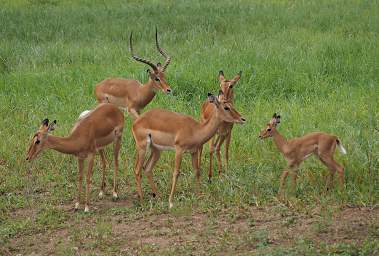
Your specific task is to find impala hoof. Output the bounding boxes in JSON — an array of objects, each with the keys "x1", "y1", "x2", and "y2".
[
  {"x1": 98, "y1": 191, "x2": 104, "y2": 198},
  {"x1": 208, "y1": 178, "x2": 212, "y2": 184},
  {"x1": 112, "y1": 192, "x2": 119, "y2": 200}
]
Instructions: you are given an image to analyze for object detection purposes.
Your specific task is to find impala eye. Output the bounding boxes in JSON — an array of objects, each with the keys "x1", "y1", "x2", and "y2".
[
  {"x1": 229, "y1": 85, "x2": 233, "y2": 89},
  {"x1": 267, "y1": 128, "x2": 272, "y2": 132},
  {"x1": 224, "y1": 107, "x2": 230, "y2": 111},
  {"x1": 155, "y1": 78, "x2": 160, "y2": 82},
  {"x1": 35, "y1": 140, "x2": 40, "y2": 144}
]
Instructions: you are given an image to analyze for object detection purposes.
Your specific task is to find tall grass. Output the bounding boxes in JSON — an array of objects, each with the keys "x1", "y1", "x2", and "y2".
[{"x1": 0, "y1": 0, "x2": 378, "y2": 239}]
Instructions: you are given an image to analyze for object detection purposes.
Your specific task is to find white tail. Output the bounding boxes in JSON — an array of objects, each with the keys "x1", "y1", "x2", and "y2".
[
  {"x1": 337, "y1": 140, "x2": 347, "y2": 155},
  {"x1": 78, "y1": 110, "x2": 92, "y2": 120}
]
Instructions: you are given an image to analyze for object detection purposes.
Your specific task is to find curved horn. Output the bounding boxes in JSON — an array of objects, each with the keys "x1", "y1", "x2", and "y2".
[
  {"x1": 155, "y1": 27, "x2": 171, "y2": 71},
  {"x1": 129, "y1": 32, "x2": 158, "y2": 72}
]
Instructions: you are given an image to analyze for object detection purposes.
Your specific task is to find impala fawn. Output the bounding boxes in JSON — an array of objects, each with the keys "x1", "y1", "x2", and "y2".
[{"x1": 259, "y1": 113, "x2": 346, "y2": 197}]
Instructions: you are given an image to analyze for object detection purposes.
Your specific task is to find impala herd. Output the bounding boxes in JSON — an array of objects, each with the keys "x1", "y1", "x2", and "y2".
[{"x1": 26, "y1": 30, "x2": 347, "y2": 212}]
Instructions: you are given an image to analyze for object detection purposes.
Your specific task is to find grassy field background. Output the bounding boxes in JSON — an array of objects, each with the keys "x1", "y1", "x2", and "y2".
[{"x1": 0, "y1": 0, "x2": 378, "y2": 255}]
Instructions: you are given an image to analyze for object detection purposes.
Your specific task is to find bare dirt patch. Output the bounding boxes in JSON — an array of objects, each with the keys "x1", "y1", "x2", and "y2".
[{"x1": 5, "y1": 204, "x2": 378, "y2": 255}]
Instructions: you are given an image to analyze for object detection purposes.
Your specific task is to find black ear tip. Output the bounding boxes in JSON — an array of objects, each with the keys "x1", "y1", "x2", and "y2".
[
  {"x1": 219, "y1": 70, "x2": 224, "y2": 75},
  {"x1": 42, "y1": 118, "x2": 49, "y2": 125},
  {"x1": 273, "y1": 113, "x2": 277, "y2": 118},
  {"x1": 53, "y1": 120, "x2": 57, "y2": 124},
  {"x1": 238, "y1": 71, "x2": 242, "y2": 75},
  {"x1": 207, "y1": 92, "x2": 213, "y2": 97}
]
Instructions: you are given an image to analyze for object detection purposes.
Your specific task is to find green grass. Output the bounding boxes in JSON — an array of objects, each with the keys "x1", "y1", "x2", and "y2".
[{"x1": 0, "y1": 0, "x2": 378, "y2": 254}]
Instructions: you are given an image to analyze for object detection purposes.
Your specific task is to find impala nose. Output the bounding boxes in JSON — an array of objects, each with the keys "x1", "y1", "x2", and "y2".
[
  {"x1": 26, "y1": 157, "x2": 29, "y2": 160},
  {"x1": 241, "y1": 118, "x2": 246, "y2": 122},
  {"x1": 166, "y1": 88, "x2": 172, "y2": 93}
]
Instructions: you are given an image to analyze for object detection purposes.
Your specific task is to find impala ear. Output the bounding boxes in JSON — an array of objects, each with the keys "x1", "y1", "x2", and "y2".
[
  {"x1": 157, "y1": 62, "x2": 162, "y2": 67},
  {"x1": 41, "y1": 118, "x2": 49, "y2": 127},
  {"x1": 275, "y1": 115, "x2": 281, "y2": 125},
  {"x1": 207, "y1": 93, "x2": 216, "y2": 102},
  {"x1": 218, "y1": 70, "x2": 225, "y2": 82},
  {"x1": 272, "y1": 113, "x2": 277, "y2": 118},
  {"x1": 47, "y1": 120, "x2": 56, "y2": 132},
  {"x1": 231, "y1": 71, "x2": 242, "y2": 83}
]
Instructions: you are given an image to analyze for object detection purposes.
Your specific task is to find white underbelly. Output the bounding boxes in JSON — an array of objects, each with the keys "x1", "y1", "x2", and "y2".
[{"x1": 152, "y1": 143, "x2": 175, "y2": 151}]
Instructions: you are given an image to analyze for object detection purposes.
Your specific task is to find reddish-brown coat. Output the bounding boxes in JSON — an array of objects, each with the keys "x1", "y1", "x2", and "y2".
[{"x1": 26, "y1": 103, "x2": 124, "y2": 212}]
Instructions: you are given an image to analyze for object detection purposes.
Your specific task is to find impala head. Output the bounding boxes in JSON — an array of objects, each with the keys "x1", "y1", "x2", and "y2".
[
  {"x1": 259, "y1": 113, "x2": 281, "y2": 139},
  {"x1": 26, "y1": 119, "x2": 56, "y2": 161},
  {"x1": 129, "y1": 28, "x2": 172, "y2": 94},
  {"x1": 208, "y1": 91, "x2": 246, "y2": 124},
  {"x1": 218, "y1": 70, "x2": 242, "y2": 101}
]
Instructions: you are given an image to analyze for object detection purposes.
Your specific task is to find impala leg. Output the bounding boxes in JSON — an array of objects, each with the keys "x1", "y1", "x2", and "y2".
[
  {"x1": 134, "y1": 148, "x2": 146, "y2": 202},
  {"x1": 128, "y1": 108, "x2": 140, "y2": 120},
  {"x1": 197, "y1": 145, "x2": 203, "y2": 171},
  {"x1": 278, "y1": 169, "x2": 289, "y2": 199},
  {"x1": 191, "y1": 151, "x2": 201, "y2": 195},
  {"x1": 208, "y1": 136, "x2": 217, "y2": 182},
  {"x1": 76, "y1": 158, "x2": 84, "y2": 210},
  {"x1": 215, "y1": 135, "x2": 226, "y2": 176},
  {"x1": 326, "y1": 171, "x2": 335, "y2": 191},
  {"x1": 98, "y1": 149, "x2": 107, "y2": 198},
  {"x1": 290, "y1": 167, "x2": 299, "y2": 195},
  {"x1": 224, "y1": 131, "x2": 232, "y2": 171},
  {"x1": 144, "y1": 147, "x2": 160, "y2": 197},
  {"x1": 112, "y1": 136, "x2": 122, "y2": 200},
  {"x1": 169, "y1": 149, "x2": 183, "y2": 209},
  {"x1": 143, "y1": 149, "x2": 154, "y2": 170},
  {"x1": 320, "y1": 156, "x2": 344, "y2": 189},
  {"x1": 85, "y1": 153, "x2": 95, "y2": 212}
]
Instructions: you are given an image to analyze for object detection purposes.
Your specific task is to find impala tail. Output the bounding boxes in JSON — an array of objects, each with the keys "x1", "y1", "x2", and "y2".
[{"x1": 336, "y1": 139, "x2": 347, "y2": 155}]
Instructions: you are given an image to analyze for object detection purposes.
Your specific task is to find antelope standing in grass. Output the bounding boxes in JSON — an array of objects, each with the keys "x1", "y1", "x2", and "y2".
[
  {"x1": 90, "y1": 29, "x2": 172, "y2": 120},
  {"x1": 26, "y1": 103, "x2": 124, "y2": 212},
  {"x1": 199, "y1": 71, "x2": 242, "y2": 182},
  {"x1": 132, "y1": 92, "x2": 246, "y2": 208},
  {"x1": 259, "y1": 113, "x2": 346, "y2": 198}
]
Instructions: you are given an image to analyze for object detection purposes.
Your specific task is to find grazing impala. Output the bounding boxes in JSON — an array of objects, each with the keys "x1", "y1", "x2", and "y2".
[
  {"x1": 132, "y1": 92, "x2": 246, "y2": 208},
  {"x1": 259, "y1": 113, "x2": 346, "y2": 198},
  {"x1": 199, "y1": 71, "x2": 242, "y2": 181},
  {"x1": 94, "y1": 29, "x2": 172, "y2": 120},
  {"x1": 26, "y1": 103, "x2": 124, "y2": 212}
]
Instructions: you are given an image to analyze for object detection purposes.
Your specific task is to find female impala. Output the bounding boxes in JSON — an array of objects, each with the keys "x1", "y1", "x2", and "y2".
[
  {"x1": 259, "y1": 113, "x2": 346, "y2": 198},
  {"x1": 199, "y1": 71, "x2": 242, "y2": 181},
  {"x1": 26, "y1": 103, "x2": 124, "y2": 212},
  {"x1": 132, "y1": 92, "x2": 246, "y2": 208},
  {"x1": 93, "y1": 29, "x2": 172, "y2": 120}
]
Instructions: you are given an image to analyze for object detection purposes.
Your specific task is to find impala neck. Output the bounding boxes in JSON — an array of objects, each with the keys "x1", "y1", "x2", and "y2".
[
  {"x1": 227, "y1": 92, "x2": 235, "y2": 103},
  {"x1": 138, "y1": 79, "x2": 157, "y2": 108},
  {"x1": 196, "y1": 107, "x2": 223, "y2": 145},
  {"x1": 271, "y1": 128, "x2": 288, "y2": 154},
  {"x1": 45, "y1": 135, "x2": 80, "y2": 155}
]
